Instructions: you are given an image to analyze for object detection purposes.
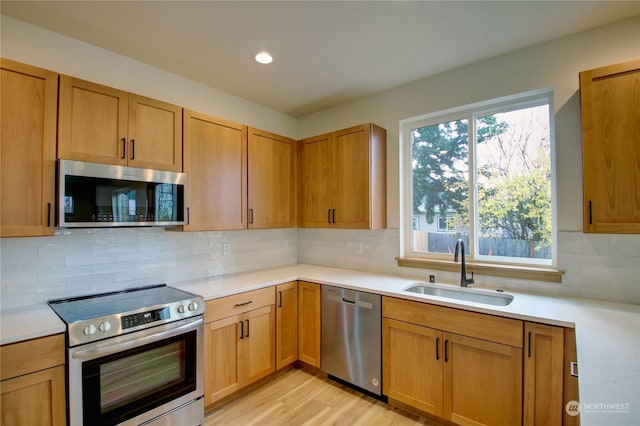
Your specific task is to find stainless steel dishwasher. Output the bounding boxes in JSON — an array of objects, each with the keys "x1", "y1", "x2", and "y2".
[{"x1": 321, "y1": 285, "x2": 383, "y2": 397}]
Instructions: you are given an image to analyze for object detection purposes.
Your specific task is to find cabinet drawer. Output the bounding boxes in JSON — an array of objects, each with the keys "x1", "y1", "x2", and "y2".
[
  {"x1": 1, "y1": 334, "x2": 65, "y2": 381},
  {"x1": 383, "y1": 296, "x2": 522, "y2": 347},
  {"x1": 205, "y1": 287, "x2": 275, "y2": 323}
]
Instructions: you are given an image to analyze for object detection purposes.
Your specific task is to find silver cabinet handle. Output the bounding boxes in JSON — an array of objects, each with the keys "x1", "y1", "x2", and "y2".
[{"x1": 570, "y1": 362, "x2": 579, "y2": 377}]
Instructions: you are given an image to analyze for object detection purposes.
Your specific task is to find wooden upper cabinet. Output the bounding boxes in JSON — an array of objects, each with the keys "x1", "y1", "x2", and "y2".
[
  {"x1": 183, "y1": 110, "x2": 247, "y2": 231},
  {"x1": 1, "y1": 59, "x2": 57, "y2": 237},
  {"x1": 127, "y1": 94, "x2": 182, "y2": 171},
  {"x1": 299, "y1": 132, "x2": 334, "y2": 228},
  {"x1": 248, "y1": 128, "x2": 296, "y2": 229},
  {"x1": 58, "y1": 75, "x2": 182, "y2": 171},
  {"x1": 334, "y1": 124, "x2": 386, "y2": 228},
  {"x1": 299, "y1": 123, "x2": 386, "y2": 229},
  {"x1": 580, "y1": 59, "x2": 640, "y2": 233}
]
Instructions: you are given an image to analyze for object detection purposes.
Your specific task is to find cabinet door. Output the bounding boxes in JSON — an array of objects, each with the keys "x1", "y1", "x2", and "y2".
[
  {"x1": 58, "y1": 75, "x2": 128, "y2": 165},
  {"x1": 204, "y1": 315, "x2": 241, "y2": 405},
  {"x1": 298, "y1": 281, "x2": 321, "y2": 367},
  {"x1": 444, "y1": 332, "x2": 522, "y2": 426},
  {"x1": 334, "y1": 125, "x2": 370, "y2": 228},
  {"x1": 0, "y1": 365, "x2": 66, "y2": 426},
  {"x1": 581, "y1": 60, "x2": 640, "y2": 233},
  {"x1": 242, "y1": 305, "x2": 275, "y2": 387},
  {"x1": 276, "y1": 282, "x2": 298, "y2": 370},
  {"x1": 383, "y1": 318, "x2": 443, "y2": 416},
  {"x1": 128, "y1": 94, "x2": 182, "y2": 172},
  {"x1": 248, "y1": 128, "x2": 296, "y2": 228},
  {"x1": 524, "y1": 322, "x2": 564, "y2": 426},
  {"x1": 1, "y1": 59, "x2": 57, "y2": 237},
  {"x1": 299, "y1": 133, "x2": 334, "y2": 228},
  {"x1": 183, "y1": 110, "x2": 247, "y2": 230}
]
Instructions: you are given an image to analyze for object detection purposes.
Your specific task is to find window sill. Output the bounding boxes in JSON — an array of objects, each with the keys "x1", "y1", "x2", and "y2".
[{"x1": 396, "y1": 257, "x2": 564, "y2": 283}]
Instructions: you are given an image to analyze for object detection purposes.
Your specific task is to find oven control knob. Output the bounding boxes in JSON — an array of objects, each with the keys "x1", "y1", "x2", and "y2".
[
  {"x1": 98, "y1": 321, "x2": 112, "y2": 332},
  {"x1": 83, "y1": 324, "x2": 97, "y2": 335},
  {"x1": 188, "y1": 302, "x2": 198, "y2": 311},
  {"x1": 178, "y1": 304, "x2": 186, "y2": 313}
]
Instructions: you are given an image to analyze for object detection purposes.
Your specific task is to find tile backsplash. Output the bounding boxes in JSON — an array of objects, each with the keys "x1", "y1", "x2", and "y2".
[
  {"x1": 1, "y1": 227, "x2": 638, "y2": 308},
  {"x1": 0, "y1": 227, "x2": 297, "y2": 308}
]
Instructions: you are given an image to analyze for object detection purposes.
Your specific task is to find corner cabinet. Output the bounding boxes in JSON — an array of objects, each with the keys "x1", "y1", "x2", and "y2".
[
  {"x1": 297, "y1": 281, "x2": 321, "y2": 368},
  {"x1": 0, "y1": 334, "x2": 66, "y2": 426},
  {"x1": 183, "y1": 110, "x2": 247, "y2": 230},
  {"x1": 182, "y1": 113, "x2": 297, "y2": 231},
  {"x1": 580, "y1": 59, "x2": 640, "y2": 233},
  {"x1": 275, "y1": 282, "x2": 298, "y2": 369},
  {"x1": 299, "y1": 123, "x2": 386, "y2": 229},
  {"x1": 203, "y1": 287, "x2": 275, "y2": 406},
  {"x1": 248, "y1": 128, "x2": 297, "y2": 229},
  {"x1": 383, "y1": 296, "x2": 523, "y2": 425},
  {"x1": 58, "y1": 75, "x2": 183, "y2": 172},
  {"x1": 1, "y1": 59, "x2": 57, "y2": 237}
]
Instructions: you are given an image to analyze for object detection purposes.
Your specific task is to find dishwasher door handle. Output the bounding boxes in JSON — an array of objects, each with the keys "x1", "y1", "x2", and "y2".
[{"x1": 327, "y1": 293, "x2": 373, "y2": 309}]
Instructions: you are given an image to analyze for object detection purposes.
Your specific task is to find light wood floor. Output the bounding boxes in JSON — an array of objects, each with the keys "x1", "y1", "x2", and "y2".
[{"x1": 203, "y1": 367, "x2": 447, "y2": 426}]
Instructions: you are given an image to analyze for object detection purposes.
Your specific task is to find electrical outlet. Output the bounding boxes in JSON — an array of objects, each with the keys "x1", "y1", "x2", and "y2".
[
  {"x1": 223, "y1": 243, "x2": 231, "y2": 256},
  {"x1": 429, "y1": 274, "x2": 436, "y2": 283},
  {"x1": 355, "y1": 242, "x2": 363, "y2": 254}
]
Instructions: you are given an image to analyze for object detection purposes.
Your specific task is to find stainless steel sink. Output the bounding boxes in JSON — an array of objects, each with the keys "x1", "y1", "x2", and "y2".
[{"x1": 404, "y1": 284, "x2": 513, "y2": 306}]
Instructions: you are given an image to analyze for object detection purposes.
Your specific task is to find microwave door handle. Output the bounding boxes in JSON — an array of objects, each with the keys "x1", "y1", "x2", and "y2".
[{"x1": 71, "y1": 318, "x2": 202, "y2": 361}]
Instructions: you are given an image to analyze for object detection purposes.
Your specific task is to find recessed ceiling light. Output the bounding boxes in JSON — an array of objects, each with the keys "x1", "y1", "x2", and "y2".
[{"x1": 255, "y1": 51, "x2": 273, "y2": 64}]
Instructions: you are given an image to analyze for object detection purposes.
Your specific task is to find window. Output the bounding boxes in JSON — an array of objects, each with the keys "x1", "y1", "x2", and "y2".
[{"x1": 401, "y1": 89, "x2": 557, "y2": 267}]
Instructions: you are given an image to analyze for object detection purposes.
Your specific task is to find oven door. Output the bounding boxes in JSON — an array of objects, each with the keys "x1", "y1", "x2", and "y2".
[{"x1": 68, "y1": 317, "x2": 203, "y2": 426}]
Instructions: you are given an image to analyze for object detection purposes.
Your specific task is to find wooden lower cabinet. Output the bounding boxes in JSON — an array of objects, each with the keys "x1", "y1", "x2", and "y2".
[
  {"x1": 383, "y1": 296, "x2": 523, "y2": 426},
  {"x1": 524, "y1": 322, "x2": 564, "y2": 426},
  {"x1": 0, "y1": 334, "x2": 66, "y2": 426},
  {"x1": 204, "y1": 288, "x2": 275, "y2": 406},
  {"x1": 445, "y1": 333, "x2": 522, "y2": 426},
  {"x1": 276, "y1": 282, "x2": 298, "y2": 369},
  {"x1": 383, "y1": 318, "x2": 443, "y2": 416},
  {"x1": 297, "y1": 281, "x2": 321, "y2": 368}
]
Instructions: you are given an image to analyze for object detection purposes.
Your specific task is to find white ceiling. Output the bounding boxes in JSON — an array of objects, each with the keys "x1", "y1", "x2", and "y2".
[{"x1": 2, "y1": 1, "x2": 640, "y2": 117}]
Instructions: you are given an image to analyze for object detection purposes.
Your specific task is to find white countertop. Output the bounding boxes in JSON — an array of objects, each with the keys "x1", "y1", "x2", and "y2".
[
  {"x1": 0, "y1": 303, "x2": 66, "y2": 345},
  {"x1": 2, "y1": 264, "x2": 638, "y2": 425}
]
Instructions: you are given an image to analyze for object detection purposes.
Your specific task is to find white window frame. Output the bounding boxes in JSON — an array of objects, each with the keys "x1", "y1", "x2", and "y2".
[{"x1": 400, "y1": 88, "x2": 558, "y2": 268}]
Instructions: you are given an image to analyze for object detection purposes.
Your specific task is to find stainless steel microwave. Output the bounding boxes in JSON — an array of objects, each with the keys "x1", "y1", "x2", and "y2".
[{"x1": 58, "y1": 160, "x2": 186, "y2": 227}]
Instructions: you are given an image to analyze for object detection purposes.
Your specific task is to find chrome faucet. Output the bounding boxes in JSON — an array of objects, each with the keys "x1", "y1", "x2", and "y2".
[{"x1": 454, "y1": 239, "x2": 474, "y2": 287}]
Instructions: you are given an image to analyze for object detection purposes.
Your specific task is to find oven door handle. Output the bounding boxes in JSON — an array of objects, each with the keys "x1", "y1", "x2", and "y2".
[{"x1": 71, "y1": 318, "x2": 203, "y2": 361}]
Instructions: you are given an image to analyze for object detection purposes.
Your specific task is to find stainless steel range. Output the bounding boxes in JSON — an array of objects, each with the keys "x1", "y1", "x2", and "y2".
[{"x1": 48, "y1": 284, "x2": 205, "y2": 426}]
